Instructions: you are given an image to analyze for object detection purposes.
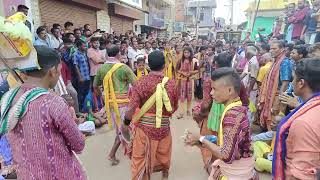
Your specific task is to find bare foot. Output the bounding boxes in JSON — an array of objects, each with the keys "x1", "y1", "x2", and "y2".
[
  {"x1": 108, "y1": 157, "x2": 120, "y2": 166},
  {"x1": 177, "y1": 114, "x2": 184, "y2": 119},
  {"x1": 187, "y1": 111, "x2": 191, "y2": 116},
  {"x1": 120, "y1": 125, "x2": 131, "y2": 143},
  {"x1": 162, "y1": 170, "x2": 169, "y2": 180}
]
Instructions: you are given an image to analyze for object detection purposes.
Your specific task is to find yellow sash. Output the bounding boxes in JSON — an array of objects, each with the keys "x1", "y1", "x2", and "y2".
[
  {"x1": 137, "y1": 68, "x2": 148, "y2": 80},
  {"x1": 132, "y1": 77, "x2": 172, "y2": 128},
  {"x1": 7, "y1": 72, "x2": 21, "y2": 88},
  {"x1": 164, "y1": 50, "x2": 175, "y2": 79},
  {"x1": 218, "y1": 100, "x2": 242, "y2": 147},
  {"x1": 103, "y1": 63, "x2": 128, "y2": 129}
]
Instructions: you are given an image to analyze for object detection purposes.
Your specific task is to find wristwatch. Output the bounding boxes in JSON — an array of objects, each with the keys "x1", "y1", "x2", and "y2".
[{"x1": 199, "y1": 136, "x2": 205, "y2": 143}]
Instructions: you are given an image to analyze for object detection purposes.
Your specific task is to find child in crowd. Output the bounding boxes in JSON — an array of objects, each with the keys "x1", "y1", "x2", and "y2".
[{"x1": 134, "y1": 55, "x2": 149, "y2": 80}]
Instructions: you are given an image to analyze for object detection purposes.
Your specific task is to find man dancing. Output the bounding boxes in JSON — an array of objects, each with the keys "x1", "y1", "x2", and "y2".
[
  {"x1": 186, "y1": 67, "x2": 256, "y2": 179},
  {"x1": 125, "y1": 51, "x2": 179, "y2": 180},
  {"x1": 93, "y1": 45, "x2": 136, "y2": 165}
]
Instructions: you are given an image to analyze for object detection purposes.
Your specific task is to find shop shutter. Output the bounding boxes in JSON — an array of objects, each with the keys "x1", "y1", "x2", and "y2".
[
  {"x1": 39, "y1": 0, "x2": 97, "y2": 30},
  {"x1": 110, "y1": 15, "x2": 133, "y2": 34}
]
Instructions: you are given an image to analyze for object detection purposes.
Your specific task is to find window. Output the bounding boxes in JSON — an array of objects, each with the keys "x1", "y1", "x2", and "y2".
[{"x1": 199, "y1": 12, "x2": 204, "y2": 21}]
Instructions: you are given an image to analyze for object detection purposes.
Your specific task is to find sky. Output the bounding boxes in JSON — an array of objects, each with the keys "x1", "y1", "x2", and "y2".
[{"x1": 215, "y1": 0, "x2": 250, "y2": 25}]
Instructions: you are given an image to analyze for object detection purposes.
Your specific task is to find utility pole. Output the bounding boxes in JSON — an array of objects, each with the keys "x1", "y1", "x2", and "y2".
[
  {"x1": 195, "y1": 0, "x2": 200, "y2": 39},
  {"x1": 251, "y1": 0, "x2": 261, "y2": 32},
  {"x1": 230, "y1": 0, "x2": 233, "y2": 25}
]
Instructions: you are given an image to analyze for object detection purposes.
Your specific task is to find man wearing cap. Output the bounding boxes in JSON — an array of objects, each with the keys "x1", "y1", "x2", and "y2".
[
  {"x1": 124, "y1": 50, "x2": 179, "y2": 180},
  {"x1": 0, "y1": 46, "x2": 86, "y2": 179},
  {"x1": 93, "y1": 45, "x2": 136, "y2": 165}
]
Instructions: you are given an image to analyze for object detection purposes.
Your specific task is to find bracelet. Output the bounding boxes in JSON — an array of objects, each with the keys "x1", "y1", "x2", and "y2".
[{"x1": 199, "y1": 136, "x2": 205, "y2": 143}]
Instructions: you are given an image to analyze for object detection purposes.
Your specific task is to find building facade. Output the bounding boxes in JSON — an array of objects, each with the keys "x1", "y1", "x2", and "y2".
[
  {"x1": 1, "y1": 0, "x2": 175, "y2": 37},
  {"x1": 137, "y1": 0, "x2": 175, "y2": 38},
  {"x1": 184, "y1": 0, "x2": 217, "y2": 37},
  {"x1": 0, "y1": 0, "x2": 111, "y2": 33},
  {"x1": 174, "y1": 0, "x2": 187, "y2": 32}
]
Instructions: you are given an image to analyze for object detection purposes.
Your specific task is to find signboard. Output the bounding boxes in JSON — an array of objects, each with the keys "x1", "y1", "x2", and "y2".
[
  {"x1": 119, "y1": 0, "x2": 142, "y2": 9},
  {"x1": 175, "y1": 22, "x2": 184, "y2": 32},
  {"x1": 216, "y1": 31, "x2": 242, "y2": 42},
  {"x1": 148, "y1": 6, "x2": 165, "y2": 29}
]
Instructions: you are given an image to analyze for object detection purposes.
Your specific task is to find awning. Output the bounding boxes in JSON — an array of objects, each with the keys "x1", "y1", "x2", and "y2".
[
  {"x1": 140, "y1": 25, "x2": 166, "y2": 30},
  {"x1": 108, "y1": 3, "x2": 143, "y2": 20}
]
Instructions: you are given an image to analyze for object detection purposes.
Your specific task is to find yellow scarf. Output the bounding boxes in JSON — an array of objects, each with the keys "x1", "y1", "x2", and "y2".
[
  {"x1": 137, "y1": 68, "x2": 148, "y2": 80},
  {"x1": 164, "y1": 50, "x2": 174, "y2": 79},
  {"x1": 7, "y1": 72, "x2": 21, "y2": 88},
  {"x1": 218, "y1": 99, "x2": 242, "y2": 147},
  {"x1": 103, "y1": 63, "x2": 129, "y2": 129},
  {"x1": 132, "y1": 77, "x2": 172, "y2": 128}
]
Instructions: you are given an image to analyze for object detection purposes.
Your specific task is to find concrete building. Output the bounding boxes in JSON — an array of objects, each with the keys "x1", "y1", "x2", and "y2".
[
  {"x1": 109, "y1": 0, "x2": 175, "y2": 37},
  {"x1": 1, "y1": 0, "x2": 175, "y2": 38},
  {"x1": 137, "y1": 0, "x2": 175, "y2": 38},
  {"x1": 175, "y1": 0, "x2": 187, "y2": 32},
  {"x1": 1, "y1": 0, "x2": 110, "y2": 33},
  {"x1": 185, "y1": 0, "x2": 217, "y2": 37},
  {"x1": 107, "y1": 0, "x2": 145, "y2": 34}
]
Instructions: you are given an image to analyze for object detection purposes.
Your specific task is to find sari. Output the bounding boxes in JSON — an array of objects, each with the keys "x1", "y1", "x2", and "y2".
[{"x1": 273, "y1": 93, "x2": 320, "y2": 179}]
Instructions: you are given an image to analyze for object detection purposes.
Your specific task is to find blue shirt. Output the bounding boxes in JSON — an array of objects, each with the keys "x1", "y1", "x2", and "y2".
[
  {"x1": 279, "y1": 57, "x2": 294, "y2": 89},
  {"x1": 33, "y1": 38, "x2": 49, "y2": 46},
  {"x1": 73, "y1": 50, "x2": 90, "y2": 81},
  {"x1": 286, "y1": 83, "x2": 303, "y2": 103}
]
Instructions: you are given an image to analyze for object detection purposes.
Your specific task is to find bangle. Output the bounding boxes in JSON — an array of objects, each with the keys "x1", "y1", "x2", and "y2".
[{"x1": 199, "y1": 136, "x2": 205, "y2": 143}]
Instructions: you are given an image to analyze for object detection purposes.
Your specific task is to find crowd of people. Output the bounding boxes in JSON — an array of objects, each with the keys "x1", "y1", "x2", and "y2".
[
  {"x1": 270, "y1": 0, "x2": 320, "y2": 44},
  {"x1": 1, "y1": 2, "x2": 320, "y2": 180}
]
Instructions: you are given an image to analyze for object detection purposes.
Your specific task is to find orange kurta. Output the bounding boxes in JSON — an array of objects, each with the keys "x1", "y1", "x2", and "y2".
[{"x1": 285, "y1": 104, "x2": 320, "y2": 179}]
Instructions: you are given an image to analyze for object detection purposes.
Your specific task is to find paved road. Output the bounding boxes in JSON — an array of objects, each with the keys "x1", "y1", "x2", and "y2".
[{"x1": 79, "y1": 116, "x2": 271, "y2": 180}]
